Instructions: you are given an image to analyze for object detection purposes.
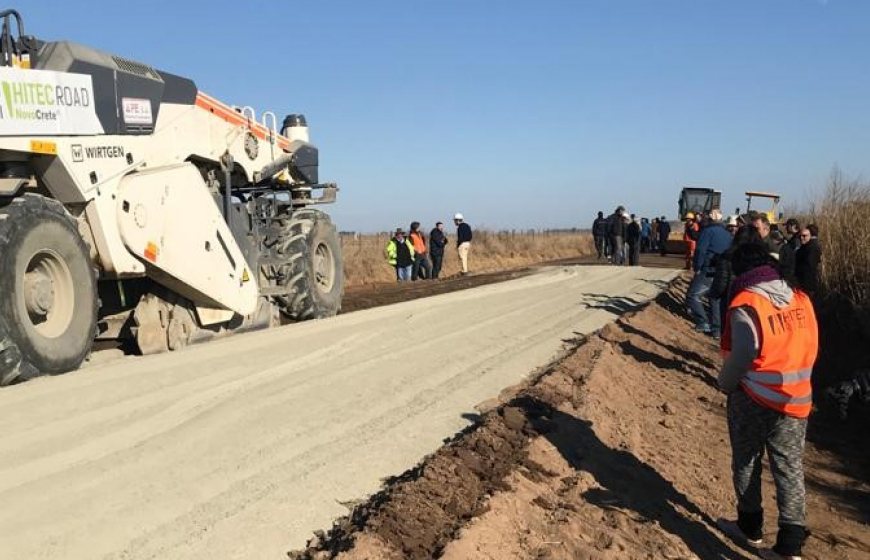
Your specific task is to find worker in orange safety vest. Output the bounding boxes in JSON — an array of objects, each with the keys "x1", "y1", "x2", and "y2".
[
  {"x1": 408, "y1": 221, "x2": 431, "y2": 281},
  {"x1": 683, "y1": 212, "x2": 700, "y2": 270},
  {"x1": 716, "y1": 241, "x2": 818, "y2": 560}
]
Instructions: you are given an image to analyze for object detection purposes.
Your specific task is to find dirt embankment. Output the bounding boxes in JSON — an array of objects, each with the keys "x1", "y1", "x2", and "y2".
[{"x1": 290, "y1": 277, "x2": 870, "y2": 560}]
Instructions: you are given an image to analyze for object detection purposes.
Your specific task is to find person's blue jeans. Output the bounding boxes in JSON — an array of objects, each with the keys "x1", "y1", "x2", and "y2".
[
  {"x1": 687, "y1": 270, "x2": 721, "y2": 334},
  {"x1": 395, "y1": 265, "x2": 412, "y2": 282}
]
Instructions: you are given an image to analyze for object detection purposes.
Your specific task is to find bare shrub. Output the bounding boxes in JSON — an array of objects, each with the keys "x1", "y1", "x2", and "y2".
[
  {"x1": 341, "y1": 230, "x2": 594, "y2": 287},
  {"x1": 808, "y1": 169, "x2": 870, "y2": 312}
]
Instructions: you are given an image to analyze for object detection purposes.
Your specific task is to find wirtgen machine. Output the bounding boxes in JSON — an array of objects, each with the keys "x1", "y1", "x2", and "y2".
[{"x1": 0, "y1": 9, "x2": 343, "y2": 385}]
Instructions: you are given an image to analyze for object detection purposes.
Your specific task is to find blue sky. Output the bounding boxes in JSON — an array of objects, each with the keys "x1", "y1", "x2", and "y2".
[{"x1": 25, "y1": 1, "x2": 869, "y2": 232}]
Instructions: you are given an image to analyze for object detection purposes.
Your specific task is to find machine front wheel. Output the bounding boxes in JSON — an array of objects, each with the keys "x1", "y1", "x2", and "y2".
[
  {"x1": 0, "y1": 195, "x2": 98, "y2": 385},
  {"x1": 275, "y1": 209, "x2": 343, "y2": 320}
]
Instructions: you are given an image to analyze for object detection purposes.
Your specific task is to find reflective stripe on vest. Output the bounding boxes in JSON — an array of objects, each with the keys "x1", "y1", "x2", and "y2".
[
  {"x1": 745, "y1": 368, "x2": 812, "y2": 385},
  {"x1": 742, "y1": 378, "x2": 813, "y2": 405},
  {"x1": 725, "y1": 288, "x2": 818, "y2": 418}
]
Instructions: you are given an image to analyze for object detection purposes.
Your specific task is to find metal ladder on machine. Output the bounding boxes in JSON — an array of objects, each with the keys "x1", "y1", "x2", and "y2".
[{"x1": 229, "y1": 105, "x2": 299, "y2": 298}]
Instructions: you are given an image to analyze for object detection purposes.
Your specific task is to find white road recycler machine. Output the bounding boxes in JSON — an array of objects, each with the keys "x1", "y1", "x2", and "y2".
[{"x1": 0, "y1": 9, "x2": 343, "y2": 384}]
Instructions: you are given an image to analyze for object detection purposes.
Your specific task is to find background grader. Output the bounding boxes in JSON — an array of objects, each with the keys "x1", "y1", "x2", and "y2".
[{"x1": 0, "y1": 9, "x2": 343, "y2": 385}]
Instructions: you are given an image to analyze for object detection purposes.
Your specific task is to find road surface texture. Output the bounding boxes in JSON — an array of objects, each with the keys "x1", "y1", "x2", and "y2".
[{"x1": 0, "y1": 265, "x2": 677, "y2": 560}]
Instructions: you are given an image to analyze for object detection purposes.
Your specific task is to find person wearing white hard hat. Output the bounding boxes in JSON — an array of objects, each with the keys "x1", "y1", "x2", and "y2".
[{"x1": 453, "y1": 213, "x2": 473, "y2": 275}]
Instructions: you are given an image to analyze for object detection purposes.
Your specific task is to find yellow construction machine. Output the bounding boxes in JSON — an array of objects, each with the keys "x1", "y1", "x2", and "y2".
[
  {"x1": 665, "y1": 187, "x2": 721, "y2": 254},
  {"x1": 744, "y1": 191, "x2": 782, "y2": 226}
]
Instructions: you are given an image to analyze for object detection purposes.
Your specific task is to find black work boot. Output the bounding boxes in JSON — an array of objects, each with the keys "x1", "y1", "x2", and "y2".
[
  {"x1": 717, "y1": 509, "x2": 763, "y2": 547},
  {"x1": 771, "y1": 523, "x2": 808, "y2": 559},
  {"x1": 737, "y1": 509, "x2": 764, "y2": 543}
]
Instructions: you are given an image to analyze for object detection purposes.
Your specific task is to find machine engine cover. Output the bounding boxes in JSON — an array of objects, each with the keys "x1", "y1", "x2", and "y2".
[{"x1": 116, "y1": 163, "x2": 258, "y2": 316}]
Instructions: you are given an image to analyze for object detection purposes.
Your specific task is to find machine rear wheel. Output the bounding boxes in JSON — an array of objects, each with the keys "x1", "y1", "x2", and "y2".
[{"x1": 0, "y1": 195, "x2": 98, "y2": 385}]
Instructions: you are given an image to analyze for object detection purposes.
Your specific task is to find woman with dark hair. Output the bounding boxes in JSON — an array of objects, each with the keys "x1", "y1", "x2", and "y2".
[
  {"x1": 717, "y1": 241, "x2": 819, "y2": 560},
  {"x1": 709, "y1": 226, "x2": 764, "y2": 327}
]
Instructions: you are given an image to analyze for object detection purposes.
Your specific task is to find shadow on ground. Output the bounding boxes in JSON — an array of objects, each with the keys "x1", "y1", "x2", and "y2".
[
  {"x1": 516, "y1": 395, "x2": 751, "y2": 560},
  {"x1": 580, "y1": 293, "x2": 645, "y2": 315}
]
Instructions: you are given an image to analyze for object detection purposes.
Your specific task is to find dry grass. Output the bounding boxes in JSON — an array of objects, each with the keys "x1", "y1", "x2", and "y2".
[
  {"x1": 806, "y1": 169, "x2": 870, "y2": 312},
  {"x1": 341, "y1": 230, "x2": 594, "y2": 287}
]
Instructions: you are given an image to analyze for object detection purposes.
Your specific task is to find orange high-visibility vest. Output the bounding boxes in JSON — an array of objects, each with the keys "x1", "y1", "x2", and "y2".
[
  {"x1": 722, "y1": 289, "x2": 818, "y2": 418},
  {"x1": 409, "y1": 231, "x2": 426, "y2": 254},
  {"x1": 684, "y1": 222, "x2": 699, "y2": 257},
  {"x1": 683, "y1": 222, "x2": 699, "y2": 242}
]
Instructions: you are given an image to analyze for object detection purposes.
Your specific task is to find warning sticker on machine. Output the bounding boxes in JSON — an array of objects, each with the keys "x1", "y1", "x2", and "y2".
[
  {"x1": 122, "y1": 97, "x2": 153, "y2": 125},
  {"x1": 0, "y1": 66, "x2": 103, "y2": 136}
]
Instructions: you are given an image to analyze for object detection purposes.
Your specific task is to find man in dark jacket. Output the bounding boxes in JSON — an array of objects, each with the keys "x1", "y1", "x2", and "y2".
[
  {"x1": 778, "y1": 218, "x2": 801, "y2": 282},
  {"x1": 687, "y1": 210, "x2": 732, "y2": 338},
  {"x1": 592, "y1": 211, "x2": 609, "y2": 260},
  {"x1": 626, "y1": 214, "x2": 641, "y2": 266},
  {"x1": 795, "y1": 224, "x2": 822, "y2": 297},
  {"x1": 428, "y1": 222, "x2": 448, "y2": 279},
  {"x1": 607, "y1": 206, "x2": 626, "y2": 265},
  {"x1": 658, "y1": 216, "x2": 671, "y2": 256},
  {"x1": 454, "y1": 213, "x2": 473, "y2": 274},
  {"x1": 752, "y1": 214, "x2": 782, "y2": 258}
]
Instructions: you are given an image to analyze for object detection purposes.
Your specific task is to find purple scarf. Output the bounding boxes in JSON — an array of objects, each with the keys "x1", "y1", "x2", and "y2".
[{"x1": 730, "y1": 265, "x2": 780, "y2": 297}]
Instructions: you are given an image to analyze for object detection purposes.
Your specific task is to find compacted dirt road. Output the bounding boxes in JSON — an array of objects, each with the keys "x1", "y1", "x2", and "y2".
[{"x1": 0, "y1": 265, "x2": 677, "y2": 560}]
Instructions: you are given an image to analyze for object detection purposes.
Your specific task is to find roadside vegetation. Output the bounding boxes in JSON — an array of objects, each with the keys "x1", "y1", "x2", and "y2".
[
  {"x1": 808, "y1": 169, "x2": 870, "y2": 317},
  {"x1": 341, "y1": 230, "x2": 593, "y2": 287},
  {"x1": 801, "y1": 170, "x2": 870, "y2": 425}
]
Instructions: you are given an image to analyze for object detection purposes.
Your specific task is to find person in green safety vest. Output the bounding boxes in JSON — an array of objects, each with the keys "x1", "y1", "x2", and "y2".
[{"x1": 385, "y1": 228, "x2": 415, "y2": 282}]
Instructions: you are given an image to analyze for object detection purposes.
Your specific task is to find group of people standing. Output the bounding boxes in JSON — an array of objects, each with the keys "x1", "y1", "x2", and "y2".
[
  {"x1": 680, "y1": 208, "x2": 823, "y2": 559},
  {"x1": 592, "y1": 207, "x2": 673, "y2": 265},
  {"x1": 687, "y1": 211, "x2": 822, "y2": 340},
  {"x1": 385, "y1": 214, "x2": 473, "y2": 282}
]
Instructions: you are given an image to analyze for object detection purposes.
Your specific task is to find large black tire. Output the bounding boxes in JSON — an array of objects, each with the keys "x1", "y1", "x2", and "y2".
[
  {"x1": 276, "y1": 209, "x2": 343, "y2": 320},
  {"x1": 0, "y1": 195, "x2": 98, "y2": 385}
]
